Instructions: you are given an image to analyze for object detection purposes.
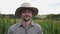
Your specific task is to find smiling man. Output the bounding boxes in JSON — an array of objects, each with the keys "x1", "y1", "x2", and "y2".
[{"x1": 8, "y1": 3, "x2": 43, "y2": 34}]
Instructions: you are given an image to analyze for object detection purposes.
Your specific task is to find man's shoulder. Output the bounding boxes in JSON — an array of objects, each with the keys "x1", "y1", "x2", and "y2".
[
  {"x1": 34, "y1": 23, "x2": 42, "y2": 29},
  {"x1": 33, "y1": 22, "x2": 43, "y2": 34},
  {"x1": 8, "y1": 23, "x2": 19, "y2": 30}
]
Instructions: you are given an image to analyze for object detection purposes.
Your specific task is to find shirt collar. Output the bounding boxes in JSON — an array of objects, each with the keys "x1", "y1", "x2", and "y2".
[{"x1": 18, "y1": 21, "x2": 35, "y2": 27}]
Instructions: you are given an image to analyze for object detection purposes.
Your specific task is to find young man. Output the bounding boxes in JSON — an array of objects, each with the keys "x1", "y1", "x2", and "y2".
[{"x1": 8, "y1": 3, "x2": 43, "y2": 34}]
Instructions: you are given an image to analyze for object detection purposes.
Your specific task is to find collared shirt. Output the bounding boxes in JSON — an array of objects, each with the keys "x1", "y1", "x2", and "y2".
[{"x1": 8, "y1": 21, "x2": 43, "y2": 34}]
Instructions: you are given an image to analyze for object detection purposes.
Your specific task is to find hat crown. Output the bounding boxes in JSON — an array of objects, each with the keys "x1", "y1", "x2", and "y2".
[{"x1": 21, "y1": 3, "x2": 31, "y2": 7}]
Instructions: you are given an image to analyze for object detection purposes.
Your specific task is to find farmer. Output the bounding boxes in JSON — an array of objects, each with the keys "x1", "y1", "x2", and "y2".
[{"x1": 8, "y1": 3, "x2": 43, "y2": 34}]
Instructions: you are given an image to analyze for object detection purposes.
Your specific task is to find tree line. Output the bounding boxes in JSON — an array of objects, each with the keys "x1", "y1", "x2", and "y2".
[{"x1": 0, "y1": 14, "x2": 60, "y2": 20}]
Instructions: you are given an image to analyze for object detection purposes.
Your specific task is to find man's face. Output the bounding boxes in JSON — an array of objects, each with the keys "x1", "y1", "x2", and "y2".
[{"x1": 21, "y1": 9, "x2": 33, "y2": 22}]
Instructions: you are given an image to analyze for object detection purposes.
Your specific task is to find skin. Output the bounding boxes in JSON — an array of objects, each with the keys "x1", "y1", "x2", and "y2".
[{"x1": 20, "y1": 9, "x2": 33, "y2": 27}]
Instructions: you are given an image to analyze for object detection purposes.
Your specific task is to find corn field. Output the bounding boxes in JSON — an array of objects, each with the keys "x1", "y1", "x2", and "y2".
[{"x1": 0, "y1": 17, "x2": 60, "y2": 34}]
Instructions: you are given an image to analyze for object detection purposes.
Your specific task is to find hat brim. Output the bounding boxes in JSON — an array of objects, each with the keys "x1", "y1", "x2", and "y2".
[{"x1": 15, "y1": 7, "x2": 38, "y2": 18}]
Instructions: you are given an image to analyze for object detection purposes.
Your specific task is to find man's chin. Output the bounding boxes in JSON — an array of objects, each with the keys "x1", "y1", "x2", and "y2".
[{"x1": 23, "y1": 18, "x2": 30, "y2": 22}]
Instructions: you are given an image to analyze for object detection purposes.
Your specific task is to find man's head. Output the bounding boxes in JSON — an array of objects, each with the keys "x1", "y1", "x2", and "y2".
[
  {"x1": 15, "y1": 3, "x2": 38, "y2": 21},
  {"x1": 21, "y1": 9, "x2": 33, "y2": 22}
]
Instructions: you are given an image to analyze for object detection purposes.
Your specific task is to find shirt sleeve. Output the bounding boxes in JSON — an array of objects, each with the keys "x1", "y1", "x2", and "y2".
[
  {"x1": 37, "y1": 24, "x2": 43, "y2": 34},
  {"x1": 8, "y1": 28, "x2": 13, "y2": 34}
]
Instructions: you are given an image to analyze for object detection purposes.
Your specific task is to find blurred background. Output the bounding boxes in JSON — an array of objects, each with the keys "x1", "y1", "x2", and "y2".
[{"x1": 0, "y1": 0, "x2": 60, "y2": 34}]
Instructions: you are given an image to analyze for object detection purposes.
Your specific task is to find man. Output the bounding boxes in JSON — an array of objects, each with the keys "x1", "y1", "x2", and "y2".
[{"x1": 8, "y1": 3, "x2": 43, "y2": 34}]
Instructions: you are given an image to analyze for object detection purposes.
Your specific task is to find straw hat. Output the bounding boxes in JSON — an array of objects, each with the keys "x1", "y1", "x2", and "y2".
[{"x1": 15, "y1": 3, "x2": 38, "y2": 18}]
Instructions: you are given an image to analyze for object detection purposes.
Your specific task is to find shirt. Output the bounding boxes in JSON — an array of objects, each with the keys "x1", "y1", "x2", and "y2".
[{"x1": 8, "y1": 21, "x2": 43, "y2": 34}]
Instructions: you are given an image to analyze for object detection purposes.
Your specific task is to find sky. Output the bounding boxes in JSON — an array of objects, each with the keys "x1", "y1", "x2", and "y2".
[{"x1": 0, "y1": 0, "x2": 60, "y2": 15}]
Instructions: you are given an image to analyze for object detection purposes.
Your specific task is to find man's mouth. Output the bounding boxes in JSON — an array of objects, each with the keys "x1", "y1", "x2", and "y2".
[{"x1": 24, "y1": 15, "x2": 30, "y2": 17}]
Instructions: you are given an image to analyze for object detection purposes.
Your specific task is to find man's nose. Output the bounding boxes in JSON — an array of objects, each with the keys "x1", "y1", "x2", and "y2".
[{"x1": 25, "y1": 12, "x2": 29, "y2": 15}]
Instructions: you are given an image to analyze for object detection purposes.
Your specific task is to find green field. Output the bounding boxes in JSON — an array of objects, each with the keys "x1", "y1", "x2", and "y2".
[{"x1": 0, "y1": 17, "x2": 60, "y2": 34}]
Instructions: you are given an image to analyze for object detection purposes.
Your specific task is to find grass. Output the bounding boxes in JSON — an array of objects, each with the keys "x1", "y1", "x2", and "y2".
[
  {"x1": 0, "y1": 18, "x2": 60, "y2": 34},
  {"x1": 34, "y1": 19, "x2": 60, "y2": 34}
]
